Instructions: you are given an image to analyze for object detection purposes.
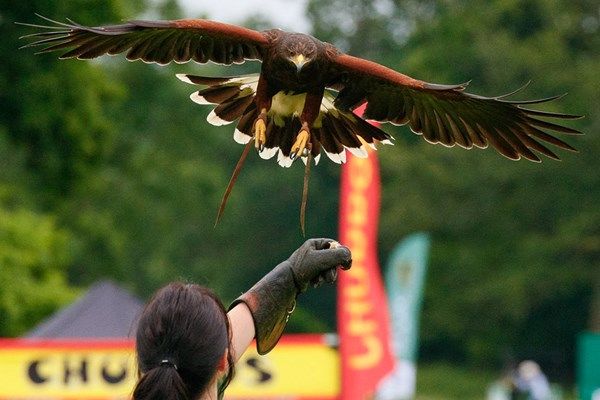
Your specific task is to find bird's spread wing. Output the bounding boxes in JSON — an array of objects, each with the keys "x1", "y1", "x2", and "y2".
[
  {"x1": 330, "y1": 53, "x2": 582, "y2": 161},
  {"x1": 19, "y1": 15, "x2": 269, "y2": 65}
]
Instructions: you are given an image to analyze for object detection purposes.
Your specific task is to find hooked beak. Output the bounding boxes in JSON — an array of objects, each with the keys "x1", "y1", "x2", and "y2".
[{"x1": 290, "y1": 54, "x2": 308, "y2": 73}]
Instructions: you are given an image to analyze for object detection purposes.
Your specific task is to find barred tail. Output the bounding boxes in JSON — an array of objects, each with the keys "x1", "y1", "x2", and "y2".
[{"x1": 177, "y1": 74, "x2": 394, "y2": 168}]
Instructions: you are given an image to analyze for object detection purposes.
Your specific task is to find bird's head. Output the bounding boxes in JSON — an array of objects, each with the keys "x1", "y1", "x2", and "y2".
[{"x1": 281, "y1": 34, "x2": 318, "y2": 74}]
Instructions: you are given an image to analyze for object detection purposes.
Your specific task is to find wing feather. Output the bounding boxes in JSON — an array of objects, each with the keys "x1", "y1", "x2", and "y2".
[
  {"x1": 459, "y1": 117, "x2": 488, "y2": 149},
  {"x1": 512, "y1": 128, "x2": 559, "y2": 160},
  {"x1": 445, "y1": 113, "x2": 472, "y2": 149},
  {"x1": 330, "y1": 53, "x2": 582, "y2": 161},
  {"x1": 19, "y1": 15, "x2": 269, "y2": 65}
]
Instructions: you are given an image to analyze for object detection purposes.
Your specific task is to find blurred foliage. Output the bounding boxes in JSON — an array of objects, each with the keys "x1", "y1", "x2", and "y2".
[
  {"x1": 309, "y1": 0, "x2": 599, "y2": 379},
  {"x1": 0, "y1": 0, "x2": 146, "y2": 196},
  {"x1": 0, "y1": 204, "x2": 77, "y2": 336},
  {"x1": 0, "y1": 0, "x2": 598, "y2": 383},
  {"x1": 0, "y1": 131, "x2": 79, "y2": 336}
]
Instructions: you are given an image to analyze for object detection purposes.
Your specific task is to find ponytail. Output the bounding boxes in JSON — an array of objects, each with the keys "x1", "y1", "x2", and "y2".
[
  {"x1": 132, "y1": 366, "x2": 189, "y2": 400},
  {"x1": 134, "y1": 283, "x2": 233, "y2": 399}
]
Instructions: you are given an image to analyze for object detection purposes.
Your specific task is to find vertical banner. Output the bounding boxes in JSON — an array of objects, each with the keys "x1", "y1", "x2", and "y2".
[
  {"x1": 376, "y1": 233, "x2": 430, "y2": 400},
  {"x1": 337, "y1": 112, "x2": 395, "y2": 400},
  {"x1": 578, "y1": 333, "x2": 600, "y2": 400}
]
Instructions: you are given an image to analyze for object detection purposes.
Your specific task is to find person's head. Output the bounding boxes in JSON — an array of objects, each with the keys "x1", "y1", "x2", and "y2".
[{"x1": 133, "y1": 282, "x2": 234, "y2": 400}]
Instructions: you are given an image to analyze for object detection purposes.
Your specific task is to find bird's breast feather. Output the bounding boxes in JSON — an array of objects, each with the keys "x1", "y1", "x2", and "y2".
[{"x1": 269, "y1": 91, "x2": 307, "y2": 124}]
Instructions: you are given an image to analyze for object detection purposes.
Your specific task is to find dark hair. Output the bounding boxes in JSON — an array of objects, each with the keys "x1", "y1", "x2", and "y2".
[{"x1": 132, "y1": 282, "x2": 235, "y2": 400}]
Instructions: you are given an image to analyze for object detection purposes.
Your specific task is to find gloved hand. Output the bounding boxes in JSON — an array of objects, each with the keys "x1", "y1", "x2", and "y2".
[
  {"x1": 285, "y1": 238, "x2": 352, "y2": 292},
  {"x1": 230, "y1": 239, "x2": 351, "y2": 354}
]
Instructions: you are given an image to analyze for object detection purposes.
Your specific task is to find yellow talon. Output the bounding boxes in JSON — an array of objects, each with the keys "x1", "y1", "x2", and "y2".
[
  {"x1": 290, "y1": 129, "x2": 310, "y2": 160},
  {"x1": 254, "y1": 118, "x2": 266, "y2": 151}
]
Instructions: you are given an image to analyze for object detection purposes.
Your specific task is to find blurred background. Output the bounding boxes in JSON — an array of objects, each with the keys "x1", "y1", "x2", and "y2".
[{"x1": 1, "y1": 0, "x2": 598, "y2": 398}]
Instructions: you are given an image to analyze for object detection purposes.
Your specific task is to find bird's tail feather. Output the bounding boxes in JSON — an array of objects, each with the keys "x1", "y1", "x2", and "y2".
[{"x1": 177, "y1": 73, "x2": 394, "y2": 167}]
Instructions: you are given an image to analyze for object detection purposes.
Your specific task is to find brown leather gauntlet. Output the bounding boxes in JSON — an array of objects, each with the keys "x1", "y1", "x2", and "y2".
[{"x1": 230, "y1": 239, "x2": 351, "y2": 354}]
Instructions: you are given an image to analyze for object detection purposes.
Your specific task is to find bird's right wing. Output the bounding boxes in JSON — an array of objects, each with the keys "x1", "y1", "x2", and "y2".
[{"x1": 19, "y1": 15, "x2": 270, "y2": 65}]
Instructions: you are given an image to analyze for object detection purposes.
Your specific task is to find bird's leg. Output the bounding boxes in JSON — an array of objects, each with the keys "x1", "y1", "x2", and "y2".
[
  {"x1": 291, "y1": 90, "x2": 323, "y2": 160},
  {"x1": 254, "y1": 108, "x2": 268, "y2": 151},
  {"x1": 253, "y1": 75, "x2": 272, "y2": 152},
  {"x1": 290, "y1": 122, "x2": 310, "y2": 160}
]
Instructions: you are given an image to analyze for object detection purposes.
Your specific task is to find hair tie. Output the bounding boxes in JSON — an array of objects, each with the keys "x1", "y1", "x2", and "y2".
[{"x1": 160, "y1": 359, "x2": 178, "y2": 371}]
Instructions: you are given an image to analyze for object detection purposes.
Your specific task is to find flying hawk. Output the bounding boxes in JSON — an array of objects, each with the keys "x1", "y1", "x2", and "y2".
[{"x1": 20, "y1": 15, "x2": 582, "y2": 231}]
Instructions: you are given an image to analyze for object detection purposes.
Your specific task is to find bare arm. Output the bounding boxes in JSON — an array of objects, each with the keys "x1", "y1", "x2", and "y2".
[{"x1": 227, "y1": 302, "x2": 256, "y2": 363}]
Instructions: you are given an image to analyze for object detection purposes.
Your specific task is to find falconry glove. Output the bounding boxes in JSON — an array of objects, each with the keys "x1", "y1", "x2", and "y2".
[{"x1": 230, "y1": 238, "x2": 352, "y2": 354}]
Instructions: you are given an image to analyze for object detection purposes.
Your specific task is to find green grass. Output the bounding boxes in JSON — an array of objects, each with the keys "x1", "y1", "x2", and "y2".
[
  {"x1": 415, "y1": 363, "x2": 576, "y2": 400},
  {"x1": 415, "y1": 363, "x2": 495, "y2": 400}
]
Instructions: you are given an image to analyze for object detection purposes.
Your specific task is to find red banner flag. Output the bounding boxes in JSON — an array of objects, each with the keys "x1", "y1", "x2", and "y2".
[{"x1": 337, "y1": 110, "x2": 395, "y2": 400}]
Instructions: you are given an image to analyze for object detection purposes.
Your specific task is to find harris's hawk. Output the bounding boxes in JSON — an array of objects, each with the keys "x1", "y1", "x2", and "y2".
[{"x1": 19, "y1": 15, "x2": 582, "y2": 231}]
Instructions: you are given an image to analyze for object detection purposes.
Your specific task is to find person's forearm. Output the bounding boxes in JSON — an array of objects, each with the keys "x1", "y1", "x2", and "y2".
[
  {"x1": 230, "y1": 239, "x2": 352, "y2": 354},
  {"x1": 227, "y1": 302, "x2": 255, "y2": 363}
]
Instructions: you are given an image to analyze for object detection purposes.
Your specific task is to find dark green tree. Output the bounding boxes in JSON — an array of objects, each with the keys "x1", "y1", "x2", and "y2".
[
  {"x1": 308, "y1": 0, "x2": 599, "y2": 377},
  {"x1": 0, "y1": 0, "x2": 146, "y2": 335},
  {"x1": 1, "y1": 1, "x2": 145, "y2": 196}
]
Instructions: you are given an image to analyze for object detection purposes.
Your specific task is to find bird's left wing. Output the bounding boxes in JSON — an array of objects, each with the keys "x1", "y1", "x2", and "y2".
[
  {"x1": 19, "y1": 15, "x2": 269, "y2": 65},
  {"x1": 329, "y1": 53, "x2": 582, "y2": 162}
]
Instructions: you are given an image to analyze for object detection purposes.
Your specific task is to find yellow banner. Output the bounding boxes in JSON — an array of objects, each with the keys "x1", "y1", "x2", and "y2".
[{"x1": 0, "y1": 335, "x2": 338, "y2": 399}]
